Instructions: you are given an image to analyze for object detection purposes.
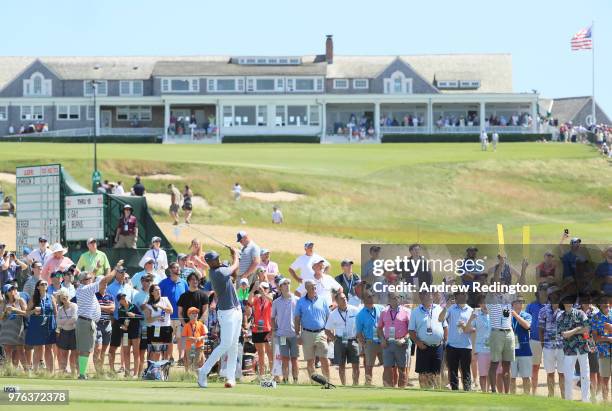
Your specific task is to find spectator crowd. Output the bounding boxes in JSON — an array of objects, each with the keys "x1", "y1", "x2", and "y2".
[{"x1": 0, "y1": 231, "x2": 610, "y2": 403}]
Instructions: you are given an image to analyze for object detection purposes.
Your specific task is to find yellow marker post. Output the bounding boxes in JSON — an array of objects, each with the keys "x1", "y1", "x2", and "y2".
[
  {"x1": 522, "y1": 226, "x2": 530, "y2": 260},
  {"x1": 497, "y1": 224, "x2": 505, "y2": 256}
]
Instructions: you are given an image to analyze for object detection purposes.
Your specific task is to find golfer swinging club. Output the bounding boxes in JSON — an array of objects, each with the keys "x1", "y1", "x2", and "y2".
[{"x1": 198, "y1": 247, "x2": 241, "y2": 388}]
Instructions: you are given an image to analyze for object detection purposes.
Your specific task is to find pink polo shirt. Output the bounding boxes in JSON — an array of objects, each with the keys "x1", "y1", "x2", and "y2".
[
  {"x1": 41, "y1": 256, "x2": 74, "y2": 282},
  {"x1": 378, "y1": 306, "x2": 411, "y2": 339}
]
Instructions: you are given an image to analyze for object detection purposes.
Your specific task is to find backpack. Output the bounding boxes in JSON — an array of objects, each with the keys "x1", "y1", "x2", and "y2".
[{"x1": 142, "y1": 359, "x2": 172, "y2": 381}]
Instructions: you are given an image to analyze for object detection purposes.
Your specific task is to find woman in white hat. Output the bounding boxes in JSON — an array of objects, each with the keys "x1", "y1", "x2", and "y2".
[
  {"x1": 55, "y1": 287, "x2": 78, "y2": 375},
  {"x1": 138, "y1": 237, "x2": 168, "y2": 277},
  {"x1": 41, "y1": 243, "x2": 74, "y2": 283}
]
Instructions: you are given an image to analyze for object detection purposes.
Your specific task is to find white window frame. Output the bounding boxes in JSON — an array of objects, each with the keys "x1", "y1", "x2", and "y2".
[
  {"x1": 20, "y1": 105, "x2": 44, "y2": 121},
  {"x1": 116, "y1": 106, "x2": 152, "y2": 121},
  {"x1": 23, "y1": 72, "x2": 52, "y2": 97},
  {"x1": 437, "y1": 80, "x2": 459, "y2": 89},
  {"x1": 119, "y1": 80, "x2": 144, "y2": 96},
  {"x1": 86, "y1": 105, "x2": 95, "y2": 121},
  {"x1": 57, "y1": 105, "x2": 81, "y2": 120},
  {"x1": 286, "y1": 77, "x2": 323, "y2": 93},
  {"x1": 333, "y1": 79, "x2": 349, "y2": 89},
  {"x1": 353, "y1": 79, "x2": 369, "y2": 89},
  {"x1": 160, "y1": 77, "x2": 199, "y2": 93},
  {"x1": 83, "y1": 80, "x2": 108, "y2": 96},
  {"x1": 247, "y1": 77, "x2": 279, "y2": 93},
  {"x1": 0, "y1": 106, "x2": 7, "y2": 121},
  {"x1": 208, "y1": 77, "x2": 245, "y2": 93},
  {"x1": 384, "y1": 72, "x2": 413, "y2": 94},
  {"x1": 308, "y1": 105, "x2": 320, "y2": 126}
]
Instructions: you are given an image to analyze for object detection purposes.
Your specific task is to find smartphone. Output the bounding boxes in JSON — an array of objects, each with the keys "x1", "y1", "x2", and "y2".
[{"x1": 564, "y1": 228, "x2": 569, "y2": 235}]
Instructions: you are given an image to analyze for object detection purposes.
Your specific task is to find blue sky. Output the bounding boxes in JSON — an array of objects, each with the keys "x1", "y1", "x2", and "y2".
[{"x1": 2, "y1": 0, "x2": 610, "y2": 115}]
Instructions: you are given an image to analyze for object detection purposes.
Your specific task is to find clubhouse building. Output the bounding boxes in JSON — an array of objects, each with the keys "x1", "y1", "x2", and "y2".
[{"x1": 0, "y1": 36, "x2": 542, "y2": 142}]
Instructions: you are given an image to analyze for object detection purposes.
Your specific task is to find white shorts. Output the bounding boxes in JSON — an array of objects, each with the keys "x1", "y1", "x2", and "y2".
[
  {"x1": 529, "y1": 340, "x2": 542, "y2": 365},
  {"x1": 511, "y1": 356, "x2": 533, "y2": 378},
  {"x1": 543, "y1": 348, "x2": 564, "y2": 374}
]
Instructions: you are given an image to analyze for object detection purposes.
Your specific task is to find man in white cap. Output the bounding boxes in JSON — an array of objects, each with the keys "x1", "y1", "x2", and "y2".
[
  {"x1": 288, "y1": 242, "x2": 322, "y2": 283},
  {"x1": 295, "y1": 259, "x2": 341, "y2": 302},
  {"x1": 257, "y1": 249, "x2": 279, "y2": 286},
  {"x1": 114, "y1": 204, "x2": 138, "y2": 249},
  {"x1": 132, "y1": 258, "x2": 164, "y2": 291},
  {"x1": 76, "y1": 238, "x2": 110, "y2": 277},
  {"x1": 237, "y1": 231, "x2": 260, "y2": 284},
  {"x1": 139, "y1": 237, "x2": 168, "y2": 277},
  {"x1": 335, "y1": 259, "x2": 362, "y2": 307},
  {"x1": 75, "y1": 263, "x2": 121, "y2": 379},
  {"x1": 41, "y1": 243, "x2": 74, "y2": 283},
  {"x1": 198, "y1": 248, "x2": 241, "y2": 388}
]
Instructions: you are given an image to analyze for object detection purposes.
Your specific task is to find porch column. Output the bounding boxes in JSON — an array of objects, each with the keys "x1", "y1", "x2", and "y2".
[
  {"x1": 94, "y1": 103, "x2": 101, "y2": 137},
  {"x1": 479, "y1": 101, "x2": 486, "y2": 132},
  {"x1": 215, "y1": 101, "x2": 221, "y2": 143},
  {"x1": 320, "y1": 102, "x2": 326, "y2": 143},
  {"x1": 531, "y1": 99, "x2": 538, "y2": 133},
  {"x1": 163, "y1": 100, "x2": 170, "y2": 140},
  {"x1": 427, "y1": 98, "x2": 433, "y2": 134},
  {"x1": 374, "y1": 101, "x2": 380, "y2": 139}
]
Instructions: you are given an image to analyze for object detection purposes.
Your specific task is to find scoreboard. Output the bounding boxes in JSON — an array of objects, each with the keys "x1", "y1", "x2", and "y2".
[
  {"x1": 15, "y1": 164, "x2": 61, "y2": 255},
  {"x1": 65, "y1": 194, "x2": 105, "y2": 241}
]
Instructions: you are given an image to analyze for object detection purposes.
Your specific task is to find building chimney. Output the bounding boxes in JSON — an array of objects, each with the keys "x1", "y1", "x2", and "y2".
[{"x1": 325, "y1": 35, "x2": 333, "y2": 64}]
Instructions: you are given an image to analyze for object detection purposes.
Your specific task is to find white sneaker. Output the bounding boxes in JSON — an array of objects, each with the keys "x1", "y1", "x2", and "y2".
[{"x1": 197, "y1": 367, "x2": 208, "y2": 388}]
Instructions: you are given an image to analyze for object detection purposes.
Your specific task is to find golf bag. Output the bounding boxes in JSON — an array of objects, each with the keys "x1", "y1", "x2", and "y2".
[{"x1": 142, "y1": 359, "x2": 173, "y2": 381}]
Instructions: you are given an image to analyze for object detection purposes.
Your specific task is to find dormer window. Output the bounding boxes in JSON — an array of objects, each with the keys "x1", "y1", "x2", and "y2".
[
  {"x1": 384, "y1": 71, "x2": 412, "y2": 94},
  {"x1": 23, "y1": 72, "x2": 52, "y2": 96}
]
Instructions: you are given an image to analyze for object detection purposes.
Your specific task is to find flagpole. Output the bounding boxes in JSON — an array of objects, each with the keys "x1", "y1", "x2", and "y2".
[{"x1": 592, "y1": 21, "x2": 596, "y2": 125}]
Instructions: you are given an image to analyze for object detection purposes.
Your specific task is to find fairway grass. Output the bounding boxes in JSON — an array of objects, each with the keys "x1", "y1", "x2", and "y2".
[
  {"x1": 1, "y1": 377, "x2": 606, "y2": 411},
  {"x1": 0, "y1": 142, "x2": 610, "y2": 244}
]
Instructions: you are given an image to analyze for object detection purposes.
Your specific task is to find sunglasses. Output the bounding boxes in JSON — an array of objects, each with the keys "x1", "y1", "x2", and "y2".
[
  {"x1": 39, "y1": 283, "x2": 48, "y2": 287},
  {"x1": 142, "y1": 279, "x2": 152, "y2": 283}
]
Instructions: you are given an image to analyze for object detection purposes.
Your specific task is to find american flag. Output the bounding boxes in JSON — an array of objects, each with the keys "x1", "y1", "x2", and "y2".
[{"x1": 571, "y1": 26, "x2": 592, "y2": 50}]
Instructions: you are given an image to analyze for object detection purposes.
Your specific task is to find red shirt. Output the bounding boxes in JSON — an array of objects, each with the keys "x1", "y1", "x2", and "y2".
[
  {"x1": 252, "y1": 297, "x2": 272, "y2": 333},
  {"x1": 117, "y1": 215, "x2": 137, "y2": 235},
  {"x1": 536, "y1": 262, "x2": 555, "y2": 281}
]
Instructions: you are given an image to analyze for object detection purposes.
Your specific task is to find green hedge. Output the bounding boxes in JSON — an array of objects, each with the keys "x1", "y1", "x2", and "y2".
[
  {"x1": 0, "y1": 135, "x2": 162, "y2": 143},
  {"x1": 382, "y1": 133, "x2": 551, "y2": 143},
  {"x1": 222, "y1": 135, "x2": 320, "y2": 144}
]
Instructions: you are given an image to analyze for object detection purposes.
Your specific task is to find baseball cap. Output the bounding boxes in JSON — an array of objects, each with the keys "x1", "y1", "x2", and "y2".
[
  {"x1": 204, "y1": 251, "x2": 220, "y2": 262},
  {"x1": 116, "y1": 267, "x2": 127, "y2": 274},
  {"x1": 341, "y1": 259, "x2": 353, "y2": 266},
  {"x1": 143, "y1": 257, "x2": 155, "y2": 265},
  {"x1": 547, "y1": 285, "x2": 561, "y2": 295},
  {"x1": 187, "y1": 307, "x2": 200, "y2": 315},
  {"x1": 304, "y1": 241, "x2": 314, "y2": 248},
  {"x1": 279, "y1": 278, "x2": 291, "y2": 286},
  {"x1": 260, "y1": 281, "x2": 270, "y2": 289},
  {"x1": 51, "y1": 270, "x2": 64, "y2": 279},
  {"x1": 570, "y1": 237, "x2": 581, "y2": 245},
  {"x1": 236, "y1": 231, "x2": 248, "y2": 242},
  {"x1": 123, "y1": 204, "x2": 133, "y2": 210},
  {"x1": 87, "y1": 237, "x2": 97, "y2": 244},
  {"x1": 369, "y1": 245, "x2": 381, "y2": 253},
  {"x1": 151, "y1": 236, "x2": 162, "y2": 243},
  {"x1": 2, "y1": 284, "x2": 16, "y2": 294},
  {"x1": 177, "y1": 253, "x2": 187, "y2": 260},
  {"x1": 239, "y1": 278, "x2": 249, "y2": 286},
  {"x1": 544, "y1": 250, "x2": 554, "y2": 257},
  {"x1": 23, "y1": 246, "x2": 32, "y2": 256},
  {"x1": 466, "y1": 246, "x2": 478, "y2": 252},
  {"x1": 0, "y1": 243, "x2": 6, "y2": 249},
  {"x1": 260, "y1": 248, "x2": 269, "y2": 256},
  {"x1": 38, "y1": 236, "x2": 48, "y2": 242}
]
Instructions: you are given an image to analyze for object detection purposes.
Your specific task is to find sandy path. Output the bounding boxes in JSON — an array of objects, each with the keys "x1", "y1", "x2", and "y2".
[
  {"x1": 158, "y1": 222, "x2": 362, "y2": 261},
  {"x1": 144, "y1": 193, "x2": 210, "y2": 210},
  {"x1": 143, "y1": 174, "x2": 182, "y2": 181},
  {"x1": 0, "y1": 172, "x2": 16, "y2": 185},
  {"x1": 241, "y1": 191, "x2": 305, "y2": 202}
]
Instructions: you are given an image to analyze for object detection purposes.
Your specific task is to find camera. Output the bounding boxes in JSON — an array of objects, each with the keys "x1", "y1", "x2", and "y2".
[{"x1": 502, "y1": 308, "x2": 510, "y2": 318}]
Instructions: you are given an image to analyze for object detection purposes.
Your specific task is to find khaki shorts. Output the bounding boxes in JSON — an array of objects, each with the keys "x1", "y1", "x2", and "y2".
[
  {"x1": 301, "y1": 330, "x2": 328, "y2": 361},
  {"x1": 114, "y1": 234, "x2": 137, "y2": 249},
  {"x1": 365, "y1": 340, "x2": 382, "y2": 367},
  {"x1": 530, "y1": 339, "x2": 543, "y2": 365},
  {"x1": 599, "y1": 356, "x2": 611, "y2": 378},
  {"x1": 76, "y1": 317, "x2": 96, "y2": 354},
  {"x1": 489, "y1": 329, "x2": 515, "y2": 363}
]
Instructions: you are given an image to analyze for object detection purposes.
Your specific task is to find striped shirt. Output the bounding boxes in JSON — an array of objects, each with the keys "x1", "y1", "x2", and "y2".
[
  {"x1": 239, "y1": 241, "x2": 260, "y2": 277},
  {"x1": 76, "y1": 281, "x2": 102, "y2": 321},
  {"x1": 487, "y1": 293, "x2": 512, "y2": 329}
]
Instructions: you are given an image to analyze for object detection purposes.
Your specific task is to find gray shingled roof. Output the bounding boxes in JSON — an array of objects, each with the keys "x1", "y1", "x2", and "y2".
[
  {"x1": 0, "y1": 53, "x2": 513, "y2": 93},
  {"x1": 548, "y1": 96, "x2": 611, "y2": 125}
]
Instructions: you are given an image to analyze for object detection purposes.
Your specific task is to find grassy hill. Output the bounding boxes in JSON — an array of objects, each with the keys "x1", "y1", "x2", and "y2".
[{"x1": 0, "y1": 142, "x2": 610, "y2": 244}]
